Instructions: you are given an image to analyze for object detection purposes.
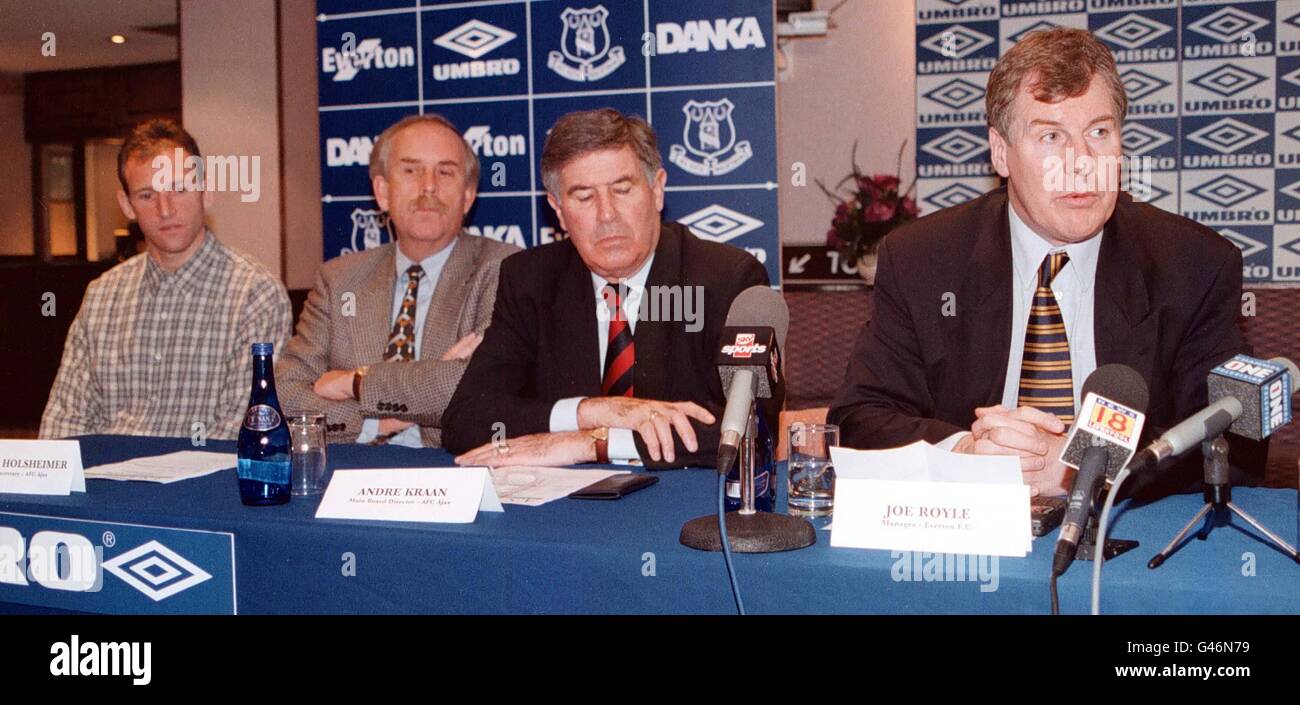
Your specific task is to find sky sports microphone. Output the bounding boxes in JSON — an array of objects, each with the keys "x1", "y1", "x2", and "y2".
[
  {"x1": 714, "y1": 286, "x2": 788, "y2": 475},
  {"x1": 1052, "y1": 364, "x2": 1149, "y2": 577},
  {"x1": 1124, "y1": 355, "x2": 1298, "y2": 475}
]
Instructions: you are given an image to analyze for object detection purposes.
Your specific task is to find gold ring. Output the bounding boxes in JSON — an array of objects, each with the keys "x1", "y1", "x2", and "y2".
[{"x1": 494, "y1": 442, "x2": 511, "y2": 456}]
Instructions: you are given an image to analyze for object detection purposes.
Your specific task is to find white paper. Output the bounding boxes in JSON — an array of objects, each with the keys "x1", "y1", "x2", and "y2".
[
  {"x1": 315, "y1": 467, "x2": 504, "y2": 523},
  {"x1": 829, "y1": 442, "x2": 1032, "y2": 557},
  {"x1": 490, "y1": 466, "x2": 628, "y2": 507},
  {"x1": 84, "y1": 451, "x2": 237, "y2": 484},
  {"x1": 0, "y1": 439, "x2": 86, "y2": 495}
]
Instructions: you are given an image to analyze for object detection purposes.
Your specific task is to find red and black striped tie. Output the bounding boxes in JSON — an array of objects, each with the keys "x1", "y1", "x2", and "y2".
[{"x1": 601, "y1": 283, "x2": 635, "y2": 397}]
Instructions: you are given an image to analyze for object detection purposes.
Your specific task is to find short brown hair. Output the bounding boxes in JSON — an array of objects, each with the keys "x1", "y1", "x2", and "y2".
[
  {"x1": 369, "y1": 113, "x2": 480, "y2": 186},
  {"x1": 541, "y1": 108, "x2": 662, "y2": 197},
  {"x1": 117, "y1": 119, "x2": 201, "y2": 192},
  {"x1": 985, "y1": 27, "x2": 1127, "y2": 140}
]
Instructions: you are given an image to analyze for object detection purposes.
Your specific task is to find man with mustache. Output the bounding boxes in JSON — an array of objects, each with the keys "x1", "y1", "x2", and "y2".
[
  {"x1": 830, "y1": 28, "x2": 1265, "y2": 499},
  {"x1": 444, "y1": 108, "x2": 768, "y2": 468},
  {"x1": 277, "y1": 115, "x2": 518, "y2": 447}
]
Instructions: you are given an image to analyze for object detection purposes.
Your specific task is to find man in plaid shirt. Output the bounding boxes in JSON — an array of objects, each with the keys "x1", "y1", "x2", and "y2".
[{"x1": 39, "y1": 120, "x2": 291, "y2": 441}]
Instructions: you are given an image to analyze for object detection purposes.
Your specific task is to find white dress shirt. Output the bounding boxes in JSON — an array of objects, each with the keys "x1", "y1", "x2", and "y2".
[{"x1": 548, "y1": 254, "x2": 656, "y2": 462}]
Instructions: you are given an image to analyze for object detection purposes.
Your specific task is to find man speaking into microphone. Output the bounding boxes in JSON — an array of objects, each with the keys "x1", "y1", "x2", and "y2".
[
  {"x1": 829, "y1": 28, "x2": 1266, "y2": 499},
  {"x1": 445, "y1": 109, "x2": 768, "y2": 468}
]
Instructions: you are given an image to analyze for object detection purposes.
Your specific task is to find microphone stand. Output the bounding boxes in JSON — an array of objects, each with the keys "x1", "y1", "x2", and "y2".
[
  {"x1": 1075, "y1": 487, "x2": 1139, "y2": 562},
  {"x1": 680, "y1": 399, "x2": 816, "y2": 553},
  {"x1": 1148, "y1": 435, "x2": 1297, "y2": 568}
]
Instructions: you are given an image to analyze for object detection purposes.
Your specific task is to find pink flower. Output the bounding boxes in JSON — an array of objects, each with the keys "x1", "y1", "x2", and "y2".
[
  {"x1": 900, "y1": 196, "x2": 919, "y2": 219},
  {"x1": 871, "y1": 174, "x2": 901, "y2": 193},
  {"x1": 864, "y1": 198, "x2": 897, "y2": 222}
]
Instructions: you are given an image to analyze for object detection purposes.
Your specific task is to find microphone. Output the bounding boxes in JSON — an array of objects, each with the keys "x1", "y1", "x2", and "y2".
[
  {"x1": 714, "y1": 286, "x2": 788, "y2": 474},
  {"x1": 1052, "y1": 364, "x2": 1149, "y2": 577},
  {"x1": 1124, "y1": 355, "x2": 1297, "y2": 474}
]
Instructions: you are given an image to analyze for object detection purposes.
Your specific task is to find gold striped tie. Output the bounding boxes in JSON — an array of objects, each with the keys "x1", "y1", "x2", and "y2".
[{"x1": 1018, "y1": 252, "x2": 1074, "y2": 425}]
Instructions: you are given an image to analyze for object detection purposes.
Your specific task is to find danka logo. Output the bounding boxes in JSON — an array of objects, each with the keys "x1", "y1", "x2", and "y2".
[
  {"x1": 722, "y1": 333, "x2": 766, "y2": 358},
  {"x1": 655, "y1": 16, "x2": 766, "y2": 55},
  {"x1": 326, "y1": 136, "x2": 374, "y2": 167},
  {"x1": 465, "y1": 224, "x2": 527, "y2": 248},
  {"x1": 548, "y1": 5, "x2": 625, "y2": 81},
  {"x1": 321, "y1": 38, "x2": 415, "y2": 82}
]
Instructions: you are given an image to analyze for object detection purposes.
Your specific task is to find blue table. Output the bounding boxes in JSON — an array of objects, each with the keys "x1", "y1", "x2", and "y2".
[{"x1": 1, "y1": 435, "x2": 1296, "y2": 614}]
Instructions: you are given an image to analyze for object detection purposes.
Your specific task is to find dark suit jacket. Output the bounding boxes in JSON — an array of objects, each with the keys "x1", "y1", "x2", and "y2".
[
  {"x1": 443, "y1": 221, "x2": 769, "y2": 468},
  {"x1": 828, "y1": 187, "x2": 1266, "y2": 500}
]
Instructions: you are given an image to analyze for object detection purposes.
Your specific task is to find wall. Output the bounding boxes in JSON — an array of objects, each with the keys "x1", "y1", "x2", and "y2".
[
  {"x1": 180, "y1": 0, "x2": 283, "y2": 278},
  {"x1": 0, "y1": 73, "x2": 33, "y2": 255},
  {"x1": 777, "y1": 0, "x2": 918, "y2": 245}
]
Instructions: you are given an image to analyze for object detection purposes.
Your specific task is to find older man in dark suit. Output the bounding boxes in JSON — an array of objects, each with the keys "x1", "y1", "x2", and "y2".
[
  {"x1": 829, "y1": 28, "x2": 1265, "y2": 499},
  {"x1": 445, "y1": 109, "x2": 768, "y2": 469}
]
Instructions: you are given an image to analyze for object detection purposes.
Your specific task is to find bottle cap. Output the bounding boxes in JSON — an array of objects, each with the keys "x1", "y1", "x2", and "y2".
[{"x1": 251, "y1": 342, "x2": 274, "y2": 356}]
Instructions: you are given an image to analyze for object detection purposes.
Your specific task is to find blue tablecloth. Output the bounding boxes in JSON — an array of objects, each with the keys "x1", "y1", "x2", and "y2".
[{"x1": 1, "y1": 435, "x2": 1296, "y2": 614}]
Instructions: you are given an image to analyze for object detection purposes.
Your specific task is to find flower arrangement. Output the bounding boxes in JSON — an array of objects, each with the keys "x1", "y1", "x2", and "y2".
[{"x1": 818, "y1": 141, "x2": 919, "y2": 269}]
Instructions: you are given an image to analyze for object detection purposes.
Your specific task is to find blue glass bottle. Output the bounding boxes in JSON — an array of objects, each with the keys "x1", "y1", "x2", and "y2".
[
  {"x1": 725, "y1": 412, "x2": 776, "y2": 513},
  {"x1": 237, "y1": 343, "x2": 291, "y2": 506}
]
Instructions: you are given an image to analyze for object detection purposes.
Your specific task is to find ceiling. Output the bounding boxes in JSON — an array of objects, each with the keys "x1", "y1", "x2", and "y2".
[{"x1": 0, "y1": 0, "x2": 177, "y2": 75}]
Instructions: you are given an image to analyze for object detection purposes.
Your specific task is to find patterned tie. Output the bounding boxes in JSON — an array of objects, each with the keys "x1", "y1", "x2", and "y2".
[
  {"x1": 1018, "y1": 252, "x2": 1075, "y2": 425},
  {"x1": 601, "y1": 283, "x2": 635, "y2": 397},
  {"x1": 383, "y1": 264, "x2": 424, "y2": 362}
]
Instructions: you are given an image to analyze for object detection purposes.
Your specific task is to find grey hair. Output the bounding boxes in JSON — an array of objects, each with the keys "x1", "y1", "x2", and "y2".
[{"x1": 368, "y1": 113, "x2": 480, "y2": 186}]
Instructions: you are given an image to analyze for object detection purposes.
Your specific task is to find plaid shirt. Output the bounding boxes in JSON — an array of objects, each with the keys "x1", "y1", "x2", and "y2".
[{"x1": 39, "y1": 232, "x2": 291, "y2": 441}]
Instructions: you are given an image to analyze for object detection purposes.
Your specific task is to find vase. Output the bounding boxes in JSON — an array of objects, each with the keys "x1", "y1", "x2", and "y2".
[{"x1": 856, "y1": 250, "x2": 879, "y2": 286}]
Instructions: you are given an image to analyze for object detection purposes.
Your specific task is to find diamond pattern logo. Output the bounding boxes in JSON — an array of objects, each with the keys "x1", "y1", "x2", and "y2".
[
  {"x1": 1126, "y1": 179, "x2": 1170, "y2": 205},
  {"x1": 1218, "y1": 229, "x2": 1267, "y2": 259},
  {"x1": 433, "y1": 19, "x2": 517, "y2": 59},
  {"x1": 923, "y1": 77, "x2": 985, "y2": 110},
  {"x1": 1095, "y1": 13, "x2": 1172, "y2": 50},
  {"x1": 1007, "y1": 21, "x2": 1058, "y2": 45},
  {"x1": 1186, "y1": 118, "x2": 1269, "y2": 154},
  {"x1": 923, "y1": 182, "x2": 985, "y2": 211},
  {"x1": 1282, "y1": 238, "x2": 1300, "y2": 258},
  {"x1": 1187, "y1": 7, "x2": 1269, "y2": 44},
  {"x1": 103, "y1": 540, "x2": 213, "y2": 602},
  {"x1": 1281, "y1": 66, "x2": 1300, "y2": 90},
  {"x1": 921, "y1": 129, "x2": 989, "y2": 163},
  {"x1": 1122, "y1": 122, "x2": 1174, "y2": 155},
  {"x1": 1120, "y1": 68, "x2": 1170, "y2": 102},
  {"x1": 1281, "y1": 123, "x2": 1300, "y2": 144},
  {"x1": 1189, "y1": 174, "x2": 1266, "y2": 208},
  {"x1": 677, "y1": 205, "x2": 763, "y2": 243},
  {"x1": 1285, "y1": 11, "x2": 1300, "y2": 32},
  {"x1": 919, "y1": 25, "x2": 994, "y2": 59},
  {"x1": 1189, "y1": 63, "x2": 1267, "y2": 97},
  {"x1": 1279, "y1": 177, "x2": 1300, "y2": 202}
]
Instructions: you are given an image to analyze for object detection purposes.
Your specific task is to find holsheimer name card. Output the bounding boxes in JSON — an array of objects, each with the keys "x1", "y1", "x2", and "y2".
[
  {"x1": 830, "y1": 442, "x2": 1031, "y2": 557},
  {"x1": 0, "y1": 439, "x2": 86, "y2": 495},
  {"x1": 316, "y1": 468, "x2": 504, "y2": 523}
]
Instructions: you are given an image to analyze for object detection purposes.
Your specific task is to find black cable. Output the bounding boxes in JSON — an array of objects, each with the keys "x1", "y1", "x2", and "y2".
[
  {"x1": 1050, "y1": 573, "x2": 1061, "y2": 616},
  {"x1": 718, "y1": 474, "x2": 745, "y2": 615}
]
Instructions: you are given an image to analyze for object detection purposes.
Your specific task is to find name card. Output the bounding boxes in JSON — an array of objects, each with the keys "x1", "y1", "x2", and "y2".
[
  {"x1": 829, "y1": 442, "x2": 1031, "y2": 557},
  {"x1": 315, "y1": 467, "x2": 503, "y2": 523},
  {"x1": 0, "y1": 440, "x2": 86, "y2": 496}
]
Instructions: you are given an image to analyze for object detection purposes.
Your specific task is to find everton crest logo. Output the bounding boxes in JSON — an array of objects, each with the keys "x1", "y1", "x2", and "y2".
[
  {"x1": 669, "y1": 99, "x2": 753, "y2": 177},
  {"x1": 547, "y1": 5, "x2": 625, "y2": 82},
  {"x1": 346, "y1": 208, "x2": 392, "y2": 255}
]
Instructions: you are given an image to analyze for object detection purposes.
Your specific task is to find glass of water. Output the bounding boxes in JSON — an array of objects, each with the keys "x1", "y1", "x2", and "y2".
[
  {"x1": 288, "y1": 413, "x2": 328, "y2": 496},
  {"x1": 787, "y1": 423, "x2": 838, "y2": 517}
]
